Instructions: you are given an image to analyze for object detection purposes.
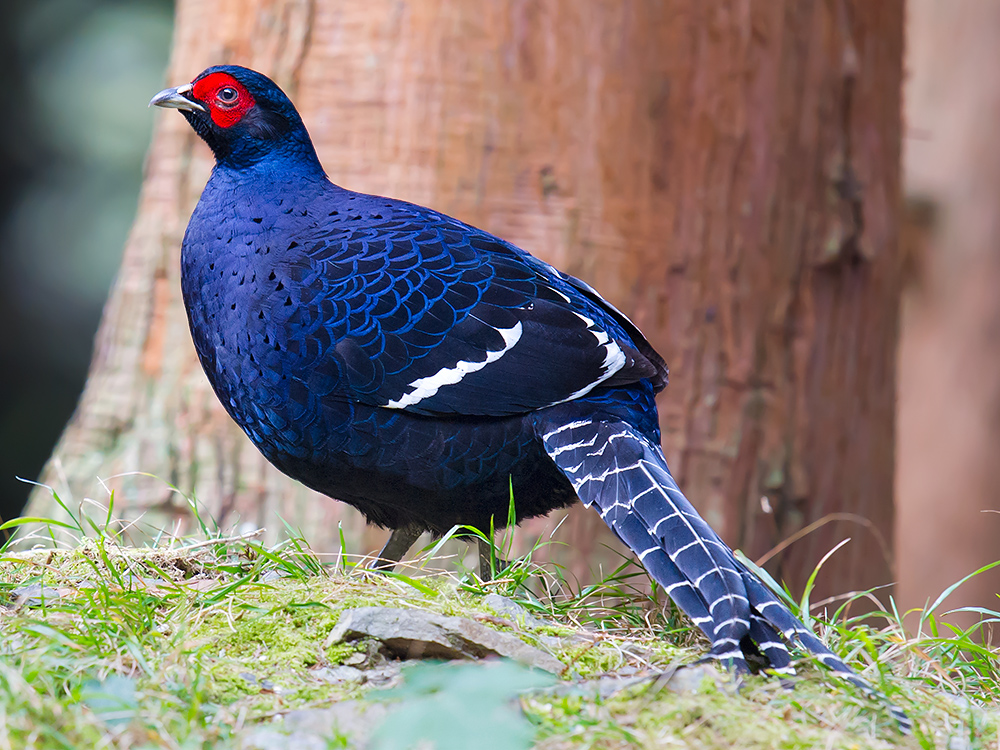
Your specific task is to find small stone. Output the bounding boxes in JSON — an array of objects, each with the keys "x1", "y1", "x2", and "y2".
[
  {"x1": 238, "y1": 701, "x2": 390, "y2": 749},
  {"x1": 539, "y1": 664, "x2": 729, "y2": 702},
  {"x1": 660, "y1": 664, "x2": 729, "y2": 694},
  {"x1": 343, "y1": 652, "x2": 367, "y2": 666},
  {"x1": 10, "y1": 584, "x2": 63, "y2": 607},
  {"x1": 535, "y1": 634, "x2": 570, "y2": 650},
  {"x1": 542, "y1": 674, "x2": 650, "y2": 700},
  {"x1": 329, "y1": 606, "x2": 564, "y2": 673},
  {"x1": 364, "y1": 663, "x2": 402, "y2": 687},
  {"x1": 311, "y1": 665, "x2": 365, "y2": 684},
  {"x1": 283, "y1": 701, "x2": 388, "y2": 736},
  {"x1": 240, "y1": 729, "x2": 328, "y2": 750},
  {"x1": 482, "y1": 594, "x2": 547, "y2": 629}
]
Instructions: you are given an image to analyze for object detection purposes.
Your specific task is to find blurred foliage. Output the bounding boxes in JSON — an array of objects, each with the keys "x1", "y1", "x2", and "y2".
[
  {"x1": 370, "y1": 661, "x2": 555, "y2": 750},
  {"x1": 0, "y1": 0, "x2": 173, "y2": 522}
]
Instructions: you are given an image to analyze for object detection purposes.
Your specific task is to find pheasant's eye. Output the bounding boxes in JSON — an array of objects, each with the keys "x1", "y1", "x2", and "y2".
[
  {"x1": 217, "y1": 87, "x2": 239, "y2": 105},
  {"x1": 189, "y1": 73, "x2": 255, "y2": 128}
]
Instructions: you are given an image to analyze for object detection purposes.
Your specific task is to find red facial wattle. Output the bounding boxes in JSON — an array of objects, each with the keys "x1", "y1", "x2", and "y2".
[{"x1": 192, "y1": 72, "x2": 256, "y2": 128}]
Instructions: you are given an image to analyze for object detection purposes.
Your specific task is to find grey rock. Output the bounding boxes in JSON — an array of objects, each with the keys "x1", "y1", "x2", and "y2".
[
  {"x1": 240, "y1": 729, "x2": 329, "y2": 750},
  {"x1": 311, "y1": 665, "x2": 365, "y2": 684},
  {"x1": 535, "y1": 633, "x2": 571, "y2": 650},
  {"x1": 283, "y1": 701, "x2": 389, "y2": 736},
  {"x1": 9, "y1": 584, "x2": 63, "y2": 606},
  {"x1": 480, "y1": 595, "x2": 594, "y2": 652},
  {"x1": 482, "y1": 594, "x2": 548, "y2": 629},
  {"x1": 657, "y1": 663, "x2": 725, "y2": 694},
  {"x1": 329, "y1": 606, "x2": 564, "y2": 673},
  {"x1": 343, "y1": 652, "x2": 368, "y2": 666},
  {"x1": 364, "y1": 663, "x2": 403, "y2": 687},
  {"x1": 542, "y1": 664, "x2": 727, "y2": 701},
  {"x1": 483, "y1": 594, "x2": 594, "y2": 651},
  {"x1": 240, "y1": 702, "x2": 389, "y2": 750},
  {"x1": 544, "y1": 674, "x2": 651, "y2": 700}
]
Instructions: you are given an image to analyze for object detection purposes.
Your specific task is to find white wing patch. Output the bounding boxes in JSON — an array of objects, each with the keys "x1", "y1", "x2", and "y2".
[
  {"x1": 550, "y1": 313, "x2": 627, "y2": 404},
  {"x1": 385, "y1": 322, "x2": 523, "y2": 409}
]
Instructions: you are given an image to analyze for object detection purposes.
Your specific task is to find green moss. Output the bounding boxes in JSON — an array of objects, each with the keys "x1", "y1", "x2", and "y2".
[
  {"x1": 527, "y1": 674, "x2": 909, "y2": 750},
  {"x1": 1, "y1": 535, "x2": 999, "y2": 748},
  {"x1": 212, "y1": 610, "x2": 324, "y2": 667},
  {"x1": 324, "y1": 642, "x2": 361, "y2": 665},
  {"x1": 204, "y1": 662, "x2": 259, "y2": 704}
]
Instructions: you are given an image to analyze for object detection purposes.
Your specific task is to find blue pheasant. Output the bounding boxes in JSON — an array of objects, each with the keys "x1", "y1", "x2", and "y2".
[{"x1": 151, "y1": 66, "x2": 906, "y2": 729}]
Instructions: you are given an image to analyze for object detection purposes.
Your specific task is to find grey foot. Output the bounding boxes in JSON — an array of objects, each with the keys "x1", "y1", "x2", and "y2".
[
  {"x1": 477, "y1": 536, "x2": 510, "y2": 581},
  {"x1": 371, "y1": 522, "x2": 423, "y2": 571}
]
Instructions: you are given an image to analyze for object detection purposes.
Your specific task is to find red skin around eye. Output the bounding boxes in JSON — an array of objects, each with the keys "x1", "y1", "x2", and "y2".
[{"x1": 192, "y1": 72, "x2": 256, "y2": 128}]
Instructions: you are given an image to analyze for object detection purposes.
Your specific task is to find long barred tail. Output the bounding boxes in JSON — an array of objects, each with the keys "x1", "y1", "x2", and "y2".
[{"x1": 539, "y1": 417, "x2": 909, "y2": 732}]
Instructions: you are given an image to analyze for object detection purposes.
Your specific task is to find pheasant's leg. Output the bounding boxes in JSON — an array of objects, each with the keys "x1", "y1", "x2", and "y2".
[{"x1": 371, "y1": 522, "x2": 423, "y2": 571}]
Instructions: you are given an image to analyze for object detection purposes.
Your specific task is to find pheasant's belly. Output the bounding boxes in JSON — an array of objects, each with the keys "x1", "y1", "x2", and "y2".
[{"x1": 248, "y1": 402, "x2": 577, "y2": 531}]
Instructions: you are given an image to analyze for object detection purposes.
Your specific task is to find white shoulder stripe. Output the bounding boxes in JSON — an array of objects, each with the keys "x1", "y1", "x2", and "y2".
[
  {"x1": 385, "y1": 322, "x2": 523, "y2": 409},
  {"x1": 548, "y1": 314, "x2": 627, "y2": 405}
]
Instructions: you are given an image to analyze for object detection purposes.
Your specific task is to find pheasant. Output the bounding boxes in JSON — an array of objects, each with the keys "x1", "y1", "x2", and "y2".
[{"x1": 151, "y1": 65, "x2": 906, "y2": 729}]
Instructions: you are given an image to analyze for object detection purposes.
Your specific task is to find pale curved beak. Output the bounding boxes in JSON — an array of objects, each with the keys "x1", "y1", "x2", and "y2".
[{"x1": 148, "y1": 83, "x2": 206, "y2": 112}]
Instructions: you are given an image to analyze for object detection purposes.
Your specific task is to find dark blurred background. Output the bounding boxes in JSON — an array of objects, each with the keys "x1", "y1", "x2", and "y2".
[{"x1": 0, "y1": 0, "x2": 173, "y2": 524}]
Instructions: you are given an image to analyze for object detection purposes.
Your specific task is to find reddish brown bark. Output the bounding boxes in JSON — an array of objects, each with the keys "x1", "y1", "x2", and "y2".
[
  {"x1": 898, "y1": 0, "x2": 1000, "y2": 623},
  {"x1": 29, "y1": 0, "x2": 903, "y2": 599}
]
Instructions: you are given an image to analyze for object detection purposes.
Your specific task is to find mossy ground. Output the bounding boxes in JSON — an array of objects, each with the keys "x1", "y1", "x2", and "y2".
[{"x1": 0, "y1": 518, "x2": 997, "y2": 749}]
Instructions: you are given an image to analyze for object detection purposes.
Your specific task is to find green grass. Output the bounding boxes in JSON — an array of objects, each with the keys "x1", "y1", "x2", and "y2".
[{"x1": 0, "y1": 489, "x2": 998, "y2": 749}]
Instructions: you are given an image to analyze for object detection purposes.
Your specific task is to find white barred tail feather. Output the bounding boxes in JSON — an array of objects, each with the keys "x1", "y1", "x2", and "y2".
[{"x1": 539, "y1": 417, "x2": 910, "y2": 732}]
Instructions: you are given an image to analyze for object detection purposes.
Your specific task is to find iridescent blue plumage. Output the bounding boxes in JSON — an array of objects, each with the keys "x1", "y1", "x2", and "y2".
[{"x1": 153, "y1": 65, "x2": 908, "y2": 730}]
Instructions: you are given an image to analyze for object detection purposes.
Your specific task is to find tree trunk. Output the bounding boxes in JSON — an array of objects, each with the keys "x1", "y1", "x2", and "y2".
[
  {"x1": 28, "y1": 0, "x2": 902, "y2": 599},
  {"x1": 897, "y1": 0, "x2": 1000, "y2": 624}
]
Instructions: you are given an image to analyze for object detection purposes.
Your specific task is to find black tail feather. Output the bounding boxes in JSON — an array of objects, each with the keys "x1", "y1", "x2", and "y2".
[{"x1": 539, "y1": 416, "x2": 909, "y2": 732}]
